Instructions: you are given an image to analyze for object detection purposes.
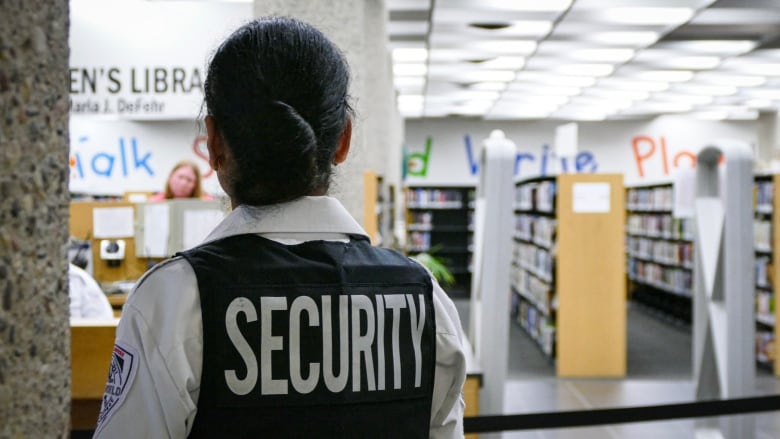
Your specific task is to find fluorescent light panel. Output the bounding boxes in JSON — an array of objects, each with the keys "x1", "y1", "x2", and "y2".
[
  {"x1": 600, "y1": 7, "x2": 694, "y2": 26},
  {"x1": 587, "y1": 31, "x2": 660, "y2": 47},
  {"x1": 466, "y1": 40, "x2": 538, "y2": 55},
  {"x1": 393, "y1": 63, "x2": 427, "y2": 76},
  {"x1": 555, "y1": 63, "x2": 614, "y2": 76},
  {"x1": 693, "y1": 73, "x2": 766, "y2": 87},
  {"x1": 392, "y1": 48, "x2": 428, "y2": 62},
  {"x1": 633, "y1": 70, "x2": 694, "y2": 82},
  {"x1": 657, "y1": 40, "x2": 757, "y2": 56}
]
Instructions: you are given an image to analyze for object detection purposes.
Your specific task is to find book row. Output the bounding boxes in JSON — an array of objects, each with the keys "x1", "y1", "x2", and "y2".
[
  {"x1": 627, "y1": 186, "x2": 673, "y2": 211},
  {"x1": 757, "y1": 290, "x2": 776, "y2": 326},
  {"x1": 515, "y1": 180, "x2": 556, "y2": 213},
  {"x1": 405, "y1": 188, "x2": 466, "y2": 207},
  {"x1": 757, "y1": 330, "x2": 775, "y2": 365},
  {"x1": 754, "y1": 219, "x2": 772, "y2": 252},
  {"x1": 515, "y1": 215, "x2": 556, "y2": 248},
  {"x1": 755, "y1": 180, "x2": 774, "y2": 214},
  {"x1": 756, "y1": 256, "x2": 774, "y2": 290},
  {"x1": 626, "y1": 236, "x2": 693, "y2": 268},
  {"x1": 512, "y1": 295, "x2": 555, "y2": 357},
  {"x1": 513, "y1": 241, "x2": 554, "y2": 283},
  {"x1": 510, "y1": 263, "x2": 553, "y2": 316},
  {"x1": 626, "y1": 214, "x2": 694, "y2": 241},
  {"x1": 627, "y1": 259, "x2": 693, "y2": 297}
]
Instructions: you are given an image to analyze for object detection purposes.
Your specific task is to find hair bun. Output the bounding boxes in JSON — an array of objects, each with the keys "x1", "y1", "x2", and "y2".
[
  {"x1": 231, "y1": 100, "x2": 319, "y2": 204},
  {"x1": 267, "y1": 100, "x2": 318, "y2": 154}
]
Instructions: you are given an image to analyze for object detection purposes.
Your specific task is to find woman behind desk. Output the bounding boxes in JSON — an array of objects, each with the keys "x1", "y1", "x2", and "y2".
[
  {"x1": 148, "y1": 160, "x2": 213, "y2": 201},
  {"x1": 93, "y1": 16, "x2": 467, "y2": 439}
]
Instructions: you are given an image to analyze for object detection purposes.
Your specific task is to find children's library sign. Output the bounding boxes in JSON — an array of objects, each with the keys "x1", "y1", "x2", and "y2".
[
  {"x1": 69, "y1": 0, "x2": 251, "y2": 119},
  {"x1": 69, "y1": 118, "x2": 220, "y2": 196}
]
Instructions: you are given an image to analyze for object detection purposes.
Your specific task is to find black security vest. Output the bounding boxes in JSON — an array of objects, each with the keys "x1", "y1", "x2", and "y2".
[{"x1": 179, "y1": 234, "x2": 436, "y2": 439}]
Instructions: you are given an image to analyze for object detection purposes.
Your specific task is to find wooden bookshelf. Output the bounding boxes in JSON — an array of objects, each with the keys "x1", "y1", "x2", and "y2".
[
  {"x1": 512, "y1": 174, "x2": 626, "y2": 377},
  {"x1": 363, "y1": 171, "x2": 380, "y2": 245}
]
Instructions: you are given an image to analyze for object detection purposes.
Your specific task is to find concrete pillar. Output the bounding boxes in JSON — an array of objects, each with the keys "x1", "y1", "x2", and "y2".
[
  {"x1": 0, "y1": 1, "x2": 72, "y2": 437},
  {"x1": 253, "y1": 0, "x2": 401, "y2": 225}
]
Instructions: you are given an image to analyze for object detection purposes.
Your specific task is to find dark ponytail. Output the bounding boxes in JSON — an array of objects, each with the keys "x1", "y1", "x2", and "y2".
[{"x1": 204, "y1": 17, "x2": 353, "y2": 205}]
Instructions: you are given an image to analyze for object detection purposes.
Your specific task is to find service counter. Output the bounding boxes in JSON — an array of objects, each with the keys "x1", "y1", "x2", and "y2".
[{"x1": 70, "y1": 318, "x2": 119, "y2": 430}]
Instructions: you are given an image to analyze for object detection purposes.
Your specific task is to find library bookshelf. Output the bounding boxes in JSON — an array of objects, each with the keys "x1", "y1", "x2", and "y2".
[
  {"x1": 754, "y1": 174, "x2": 779, "y2": 375},
  {"x1": 512, "y1": 174, "x2": 626, "y2": 377},
  {"x1": 627, "y1": 177, "x2": 779, "y2": 375},
  {"x1": 625, "y1": 184, "x2": 694, "y2": 324},
  {"x1": 404, "y1": 185, "x2": 475, "y2": 298}
]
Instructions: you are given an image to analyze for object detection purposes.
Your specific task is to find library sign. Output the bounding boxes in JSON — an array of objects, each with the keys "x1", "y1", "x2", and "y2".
[
  {"x1": 69, "y1": 65, "x2": 204, "y2": 118},
  {"x1": 69, "y1": 0, "x2": 251, "y2": 119}
]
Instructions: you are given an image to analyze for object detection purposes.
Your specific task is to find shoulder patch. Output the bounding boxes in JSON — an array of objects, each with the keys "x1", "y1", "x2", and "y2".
[{"x1": 95, "y1": 343, "x2": 139, "y2": 430}]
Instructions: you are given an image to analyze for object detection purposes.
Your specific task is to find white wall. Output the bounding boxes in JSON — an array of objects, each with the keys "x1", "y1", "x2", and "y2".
[{"x1": 404, "y1": 116, "x2": 760, "y2": 187}]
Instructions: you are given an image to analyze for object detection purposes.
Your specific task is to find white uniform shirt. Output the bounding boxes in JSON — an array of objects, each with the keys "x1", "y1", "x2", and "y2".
[
  {"x1": 94, "y1": 196, "x2": 467, "y2": 438},
  {"x1": 68, "y1": 263, "x2": 114, "y2": 319}
]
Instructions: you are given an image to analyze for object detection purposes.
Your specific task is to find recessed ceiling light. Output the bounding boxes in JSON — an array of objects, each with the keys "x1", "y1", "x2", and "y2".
[
  {"x1": 454, "y1": 70, "x2": 517, "y2": 82},
  {"x1": 550, "y1": 108, "x2": 609, "y2": 121},
  {"x1": 601, "y1": 7, "x2": 694, "y2": 26},
  {"x1": 740, "y1": 89, "x2": 780, "y2": 100},
  {"x1": 479, "y1": 56, "x2": 526, "y2": 70},
  {"x1": 746, "y1": 99, "x2": 774, "y2": 108},
  {"x1": 507, "y1": 83, "x2": 582, "y2": 96},
  {"x1": 672, "y1": 83, "x2": 737, "y2": 96},
  {"x1": 471, "y1": 0, "x2": 573, "y2": 12},
  {"x1": 393, "y1": 63, "x2": 427, "y2": 76},
  {"x1": 515, "y1": 72, "x2": 597, "y2": 87},
  {"x1": 498, "y1": 94, "x2": 570, "y2": 106},
  {"x1": 739, "y1": 63, "x2": 780, "y2": 76},
  {"x1": 651, "y1": 92, "x2": 713, "y2": 105},
  {"x1": 584, "y1": 88, "x2": 650, "y2": 101},
  {"x1": 467, "y1": 82, "x2": 509, "y2": 91},
  {"x1": 568, "y1": 97, "x2": 633, "y2": 110},
  {"x1": 392, "y1": 48, "x2": 428, "y2": 63},
  {"x1": 634, "y1": 70, "x2": 694, "y2": 82},
  {"x1": 691, "y1": 111, "x2": 728, "y2": 120},
  {"x1": 588, "y1": 31, "x2": 660, "y2": 47},
  {"x1": 555, "y1": 64, "x2": 614, "y2": 77},
  {"x1": 653, "y1": 56, "x2": 721, "y2": 70},
  {"x1": 468, "y1": 40, "x2": 538, "y2": 55},
  {"x1": 569, "y1": 48, "x2": 636, "y2": 63},
  {"x1": 397, "y1": 95, "x2": 424, "y2": 105},
  {"x1": 393, "y1": 76, "x2": 426, "y2": 87},
  {"x1": 693, "y1": 73, "x2": 766, "y2": 87},
  {"x1": 659, "y1": 40, "x2": 757, "y2": 56},
  {"x1": 624, "y1": 101, "x2": 692, "y2": 113},
  {"x1": 597, "y1": 78, "x2": 670, "y2": 92}
]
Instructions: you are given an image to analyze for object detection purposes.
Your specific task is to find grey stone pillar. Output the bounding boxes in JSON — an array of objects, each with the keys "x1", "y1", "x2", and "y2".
[
  {"x1": 0, "y1": 1, "x2": 72, "y2": 437},
  {"x1": 253, "y1": 0, "x2": 400, "y2": 225}
]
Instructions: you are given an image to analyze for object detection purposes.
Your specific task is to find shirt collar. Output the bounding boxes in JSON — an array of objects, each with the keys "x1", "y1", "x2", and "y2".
[{"x1": 201, "y1": 196, "x2": 369, "y2": 244}]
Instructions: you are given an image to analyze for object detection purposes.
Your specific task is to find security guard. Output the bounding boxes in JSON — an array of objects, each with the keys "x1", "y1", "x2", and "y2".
[{"x1": 93, "y1": 16, "x2": 467, "y2": 439}]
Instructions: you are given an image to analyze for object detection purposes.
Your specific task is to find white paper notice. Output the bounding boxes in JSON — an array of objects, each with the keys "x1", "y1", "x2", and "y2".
[
  {"x1": 672, "y1": 167, "x2": 696, "y2": 219},
  {"x1": 182, "y1": 209, "x2": 224, "y2": 250},
  {"x1": 142, "y1": 203, "x2": 170, "y2": 257},
  {"x1": 93, "y1": 207, "x2": 135, "y2": 238},
  {"x1": 572, "y1": 182, "x2": 611, "y2": 213}
]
